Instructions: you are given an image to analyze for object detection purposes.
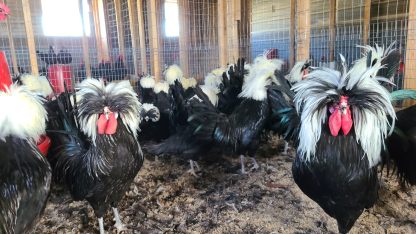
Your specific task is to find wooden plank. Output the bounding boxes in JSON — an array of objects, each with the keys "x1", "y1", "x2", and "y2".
[
  {"x1": 137, "y1": 0, "x2": 147, "y2": 74},
  {"x1": 296, "y1": 0, "x2": 311, "y2": 61},
  {"x1": 127, "y1": 0, "x2": 138, "y2": 75},
  {"x1": 21, "y1": 0, "x2": 38, "y2": 75},
  {"x1": 114, "y1": 0, "x2": 125, "y2": 58},
  {"x1": 91, "y1": 0, "x2": 109, "y2": 61},
  {"x1": 289, "y1": 0, "x2": 296, "y2": 68},
  {"x1": 328, "y1": 0, "x2": 337, "y2": 62},
  {"x1": 79, "y1": 0, "x2": 91, "y2": 77},
  {"x1": 178, "y1": 0, "x2": 189, "y2": 77},
  {"x1": 404, "y1": 0, "x2": 416, "y2": 94},
  {"x1": 147, "y1": 0, "x2": 161, "y2": 81},
  {"x1": 218, "y1": 0, "x2": 228, "y2": 66},
  {"x1": 229, "y1": 0, "x2": 240, "y2": 61},
  {"x1": 362, "y1": 0, "x2": 371, "y2": 44}
]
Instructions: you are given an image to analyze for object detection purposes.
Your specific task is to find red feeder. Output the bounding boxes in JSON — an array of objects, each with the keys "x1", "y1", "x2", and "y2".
[
  {"x1": 37, "y1": 135, "x2": 51, "y2": 157},
  {"x1": 0, "y1": 51, "x2": 12, "y2": 92},
  {"x1": 48, "y1": 64, "x2": 72, "y2": 94}
]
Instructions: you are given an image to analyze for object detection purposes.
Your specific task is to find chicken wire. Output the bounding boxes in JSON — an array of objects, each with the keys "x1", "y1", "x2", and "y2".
[{"x1": 0, "y1": 0, "x2": 414, "y2": 91}]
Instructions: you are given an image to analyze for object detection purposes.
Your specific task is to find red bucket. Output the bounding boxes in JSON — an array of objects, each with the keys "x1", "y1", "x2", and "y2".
[
  {"x1": 0, "y1": 51, "x2": 11, "y2": 92},
  {"x1": 48, "y1": 64, "x2": 72, "y2": 94},
  {"x1": 37, "y1": 135, "x2": 51, "y2": 157}
]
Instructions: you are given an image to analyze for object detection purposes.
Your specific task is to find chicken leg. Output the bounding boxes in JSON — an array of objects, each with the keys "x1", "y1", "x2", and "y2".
[
  {"x1": 187, "y1": 159, "x2": 201, "y2": 177},
  {"x1": 98, "y1": 217, "x2": 105, "y2": 234},
  {"x1": 283, "y1": 141, "x2": 289, "y2": 155},
  {"x1": 112, "y1": 207, "x2": 128, "y2": 233},
  {"x1": 240, "y1": 155, "x2": 259, "y2": 174}
]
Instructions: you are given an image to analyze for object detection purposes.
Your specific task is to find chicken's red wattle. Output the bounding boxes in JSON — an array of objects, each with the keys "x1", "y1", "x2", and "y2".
[{"x1": 97, "y1": 112, "x2": 118, "y2": 135}]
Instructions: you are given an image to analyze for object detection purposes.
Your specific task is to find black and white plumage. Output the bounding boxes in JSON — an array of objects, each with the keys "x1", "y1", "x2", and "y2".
[
  {"x1": 47, "y1": 79, "x2": 143, "y2": 233},
  {"x1": 274, "y1": 58, "x2": 396, "y2": 233},
  {"x1": 188, "y1": 56, "x2": 284, "y2": 173},
  {"x1": 0, "y1": 84, "x2": 51, "y2": 234}
]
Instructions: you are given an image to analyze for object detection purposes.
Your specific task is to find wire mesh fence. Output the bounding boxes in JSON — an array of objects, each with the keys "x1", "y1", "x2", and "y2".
[{"x1": 0, "y1": 0, "x2": 414, "y2": 91}]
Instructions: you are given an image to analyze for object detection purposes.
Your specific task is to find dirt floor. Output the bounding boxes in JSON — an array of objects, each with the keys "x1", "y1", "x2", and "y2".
[{"x1": 35, "y1": 137, "x2": 416, "y2": 234}]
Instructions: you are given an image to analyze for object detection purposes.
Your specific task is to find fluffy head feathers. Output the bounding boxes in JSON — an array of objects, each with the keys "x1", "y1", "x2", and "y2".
[
  {"x1": 293, "y1": 60, "x2": 396, "y2": 167},
  {"x1": 20, "y1": 74, "x2": 53, "y2": 98},
  {"x1": 181, "y1": 77, "x2": 197, "y2": 90},
  {"x1": 0, "y1": 84, "x2": 47, "y2": 141},
  {"x1": 154, "y1": 81, "x2": 169, "y2": 94},
  {"x1": 164, "y1": 65, "x2": 183, "y2": 85},
  {"x1": 139, "y1": 75, "x2": 155, "y2": 88},
  {"x1": 76, "y1": 79, "x2": 141, "y2": 143},
  {"x1": 239, "y1": 55, "x2": 284, "y2": 101}
]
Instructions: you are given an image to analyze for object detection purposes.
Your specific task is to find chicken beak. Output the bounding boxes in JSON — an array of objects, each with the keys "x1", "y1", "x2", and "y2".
[{"x1": 104, "y1": 106, "x2": 110, "y2": 120}]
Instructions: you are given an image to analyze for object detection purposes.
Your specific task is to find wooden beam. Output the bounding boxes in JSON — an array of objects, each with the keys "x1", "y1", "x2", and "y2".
[
  {"x1": 362, "y1": 0, "x2": 371, "y2": 44},
  {"x1": 296, "y1": 0, "x2": 311, "y2": 61},
  {"x1": 79, "y1": 0, "x2": 91, "y2": 78},
  {"x1": 136, "y1": 0, "x2": 147, "y2": 74},
  {"x1": 147, "y1": 0, "x2": 161, "y2": 81},
  {"x1": 229, "y1": 0, "x2": 240, "y2": 61},
  {"x1": 289, "y1": 0, "x2": 296, "y2": 68},
  {"x1": 329, "y1": 0, "x2": 337, "y2": 62},
  {"x1": 114, "y1": 0, "x2": 125, "y2": 57},
  {"x1": 21, "y1": 0, "x2": 38, "y2": 75},
  {"x1": 127, "y1": 0, "x2": 138, "y2": 75},
  {"x1": 218, "y1": 0, "x2": 228, "y2": 66},
  {"x1": 404, "y1": 0, "x2": 416, "y2": 100},
  {"x1": 178, "y1": 0, "x2": 189, "y2": 77},
  {"x1": 91, "y1": 0, "x2": 109, "y2": 61}
]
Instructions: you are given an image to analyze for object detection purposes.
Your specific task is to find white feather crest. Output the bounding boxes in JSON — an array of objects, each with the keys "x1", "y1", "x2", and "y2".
[
  {"x1": 77, "y1": 79, "x2": 141, "y2": 143},
  {"x1": 200, "y1": 84, "x2": 219, "y2": 107},
  {"x1": 20, "y1": 74, "x2": 53, "y2": 98},
  {"x1": 238, "y1": 55, "x2": 284, "y2": 101},
  {"x1": 204, "y1": 70, "x2": 223, "y2": 88},
  {"x1": 154, "y1": 81, "x2": 169, "y2": 94},
  {"x1": 293, "y1": 62, "x2": 396, "y2": 168},
  {"x1": 164, "y1": 65, "x2": 183, "y2": 84},
  {"x1": 0, "y1": 84, "x2": 47, "y2": 141},
  {"x1": 349, "y1": 42, "x2": 396, "y2": 86},
  {"x1": 285, "y1": 60, "x2": 308, "y2": 83},
  {"x1": 181, "y1": 77, "x2": 197, "y2": 90},
  {"x1": 140, "y1": 75, "x2": 155, "y2": 88}
]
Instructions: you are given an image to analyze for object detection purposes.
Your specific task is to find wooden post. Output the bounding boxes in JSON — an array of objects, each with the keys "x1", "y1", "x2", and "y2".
[
  {"x1": 296, "y1": 0, "x2": 311, "y2": 61},
  {"x1": 362, "y1": 0, "x2": 371, "y2": 44},
  {"x1": 79, "y1": 0, "x2": 91, "y2": 77},
  {"x1": 289, "y1": 0, "x2": 296, "y2": 68},
  {"x1": 147, "y1": 0, "x2": 161, "y2": 81},
  {"x1": 137, "y1": 0, "x2": 147, "y2": 74},
  {"x1": 127, "y1": 0, "x2": 139, "y2": 75},
  {"x1": 229, "y1": 0, "x2": 241, "y2": 61},
  {"x1": 218, "y1": 0, "x2": 228, "y2": 66},
  {"x1": 91, "y1": 0, "x2": 109, "y2": 61},
  {"x1": 21, "y1": 0, "x2": 38, "y2": 75},
  {"x1": 328, "y1": 0, "x2": 337, "y2": 62},
  {"x1": 178, "y1": 0, "x2": 189, "y2": 77},
  {"x1": 114, "y1": 0, "x2": 125, "y2": 58},
  {"x1": 5, "y1": 19, "x2": 18, "y2": 74},
  {"x1": 404, "y1": 0, "x2": 416, "y2": 98}
]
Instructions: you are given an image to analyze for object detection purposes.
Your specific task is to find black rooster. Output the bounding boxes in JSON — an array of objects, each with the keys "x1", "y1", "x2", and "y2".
[
  {"x1": 46, "y1": 79, "x2": 143, "y2": 233},
  {"x1": 0, "y1": 84, "x2": 51, "y2": 234}
]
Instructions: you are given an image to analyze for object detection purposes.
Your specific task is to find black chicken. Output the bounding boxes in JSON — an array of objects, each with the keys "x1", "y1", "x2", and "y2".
[
  {"x1": 46, "y1": 79, "x2": 143, "y2": 233},
  {"x1": 0, "y1": 84, "x2": 51, "y2": 234},
  {"x1": 56, "y1": 49, "x2": 72, "y2": 64},
  {"x1": 271, "y1": 57, "x2": 396, "y2": 233}
]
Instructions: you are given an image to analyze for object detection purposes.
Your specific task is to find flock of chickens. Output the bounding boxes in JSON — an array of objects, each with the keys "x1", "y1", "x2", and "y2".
[{"x1": 1, "y1": 43, "x2": 415, "y2": 234}]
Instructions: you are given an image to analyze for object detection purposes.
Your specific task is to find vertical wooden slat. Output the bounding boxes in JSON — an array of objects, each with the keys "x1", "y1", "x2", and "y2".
[
  {"x1": 148, "y1": 0, "x2": 161, "y2": 81},
  {"x1": 178, "y1": 0, "x2": 189, "y2": 77},
  {"x1": 137, "y1": 0, "x2": 147, "y2": 74},
  {"x1": 114, "y1": 0, "x2": 125, "y2": 57},
  {"x1": 79, "y1": 0, "x2": 91, "y2": 77},
  {"x1": 362, "y1": 0, "x2": 371, "y2": 44},
  {"x1": 329, "y1": 0, "x2": 337, "y2": 62},
  {"x1": 21, "y1": 0, "x2": 38, "y2": 75},
  {"x1": 218, "y1": 0, "x2": 228, "y2": 66},
  {"x1": 404, "y1": 0, "x2": 416, "y2": 97},
  {"x1": 91, "y1": 0, "x2": 110, "y2": 61},
  {"x1": 5, "y1": 20, "x2": 18, "y2": 74},
  {"x1": 289, "y1": 0, "x2": 296, "y2": 68},
  {"x1": 296, "y1": 0, "x2": 310, "y2": 61},
  {"x1": 229, "y1": 0, "x2": 240, "y2": 61},
  {"x1": 127, "y1": 0, "x2": 138, "y2": 75}
]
